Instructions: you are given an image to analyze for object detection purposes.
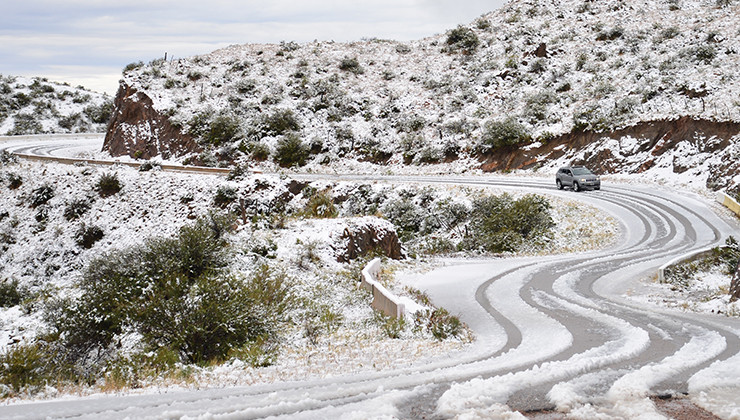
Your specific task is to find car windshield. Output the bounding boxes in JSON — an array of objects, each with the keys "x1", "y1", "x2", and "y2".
[{"x1": 571, "y1": 167, "x2": 594, "y2": 176}]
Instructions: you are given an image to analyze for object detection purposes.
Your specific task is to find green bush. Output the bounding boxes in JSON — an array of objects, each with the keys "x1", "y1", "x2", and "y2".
[
  {"x1": 0, "y1": 279, "x2": 25, "y2": 307},
  {"x1": 1, "y1": 150, "x2": 17, "y2": 165},
  {"x1": 205, "y1": 115, "x2": 241, "y2": 146},
  {"x1": 376, "y1": 312, "x2": 406, "y2": 339},
  {"x1": 96, "y1": 172, "x2": 122, "y2": 197},
  {"x1": 56, "y1": 214, "x2": 287, "y2": 365},
  {"x1": 7, "y1": 173, "x2": 22, "y2": 189},
  {"x1": 339, "y1": 57, "x2": 364, "y2": 75},
  {"x1": 573, "y1": 105, "x2": 611, "y2": 132},
  {"x1": 250, "y1": 141, "x2": 270, "y2": 161},
  {"x1": 9, "y1": 114, "x2": 43, "y2": 135},
  {"x1": 303, "y1": 190, "x2": 337, "y2": 218},
  {"x1": 463, "y1": 193, "x2": 554, "y2": 253},
  {"x1": 75, "y1": 224, "x2": 104, "y2": 249},
  {"x1": 138, "y1": 160, "x2": 161, "y2": 172},
  {"x1": 274, "y1": 134, "x2": 309, "y2": 167},
  {"x1": 382, "y1": 198, "x2": 422, "y2": 238},
  {"x1": 261, "y1": 109, "x2": 301, "y2": 137},
  {"x1": 122, "y1": 61, "x2": 144, "y2": 74},
  {"x1": 214, "y1": 185, "x2": 238, "y2": 208},
  {"x1": 0, "y1": 343, "x2": 65, "y2": 395},
  {"x1": 414, "y1": 308, "x2": 463, "y2": 340},
  {"x1": 596, "y1": 26, "x2": 625, "y2": 41},
  {"x1": 83, "y1": 100, "x2": 113, "y2": 124},
  {"x1": 30, "y1": 185, "x2": 54, "y2": 208},
  {"x1": 479, "y1": 118, "x2": 532, "y2": 151},
  {"x1": 64, "y1": 198, "x2": 91, "y2": 221},
  {"x1": 446, "y1": 25, "x2": 480, "y2": 54}
]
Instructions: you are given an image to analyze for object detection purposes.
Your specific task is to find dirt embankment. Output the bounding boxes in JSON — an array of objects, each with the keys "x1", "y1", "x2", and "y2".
[
  {"x1": 480, "y1": 117, "x2": 740, "y2": 190},
  {"x1": 103, "y1": 83, "x2": 201, "y2": 160}
]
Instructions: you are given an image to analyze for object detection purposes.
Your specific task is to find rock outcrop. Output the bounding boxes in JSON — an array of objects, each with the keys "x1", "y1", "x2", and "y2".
[
  {"x1": 103, "y1": 83, "x2": 201, "y2": 160},
  {"x1": 334, "y1": 217, "x2": 403, "y2": 263}
]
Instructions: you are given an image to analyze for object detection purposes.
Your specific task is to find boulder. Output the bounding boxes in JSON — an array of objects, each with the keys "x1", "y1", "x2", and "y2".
[{"x1": 334, "y1": 217, "x2": 403, "y2": 262}]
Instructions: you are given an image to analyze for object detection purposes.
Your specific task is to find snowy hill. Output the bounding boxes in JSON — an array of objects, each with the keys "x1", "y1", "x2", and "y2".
[
  {"x1": 0, "y1": 75, "x2": 112, "y2": 135},
  {"x1": 104, "y1": 0, "x2": 740, "y2": 192}
]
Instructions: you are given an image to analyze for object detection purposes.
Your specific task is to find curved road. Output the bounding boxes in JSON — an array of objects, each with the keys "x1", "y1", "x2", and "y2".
[{"x1": 1, "y1": 136, "x2": 739, "y2": 419}]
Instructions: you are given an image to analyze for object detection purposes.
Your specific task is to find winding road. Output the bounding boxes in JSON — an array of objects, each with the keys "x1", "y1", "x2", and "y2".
[{"x1": 1, "y1": 135, "x2": 739, "y2": 419}]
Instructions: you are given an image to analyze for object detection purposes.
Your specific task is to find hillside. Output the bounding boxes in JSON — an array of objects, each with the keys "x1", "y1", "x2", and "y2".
[
  {"x1": 103, "y1": 0, "x2": 740, "y2": 191},
  {"x1": 104, "y1": 0, "x2": 740, "y2": 192},
  {"x1": 0, "y1": 75, "x2": 112, "y2": 135}
]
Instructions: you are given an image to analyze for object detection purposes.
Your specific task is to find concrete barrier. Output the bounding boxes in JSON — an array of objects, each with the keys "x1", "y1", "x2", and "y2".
[
  {"x1": 361, "y1": 258, "x2": 405, "y2": 319},
  {"x1": 717, "y1": 191, "x2": 740, "y2": 217},
  {"x1": 10, "y1": 152, "x2": 237, "y2": 176}
]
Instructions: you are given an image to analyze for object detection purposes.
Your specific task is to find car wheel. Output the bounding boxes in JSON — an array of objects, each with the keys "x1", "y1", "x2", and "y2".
[
  {"x1": 573, "y1": 182, "x2": 581, "y2": 192},
  {"x1": 556, "y1": 179, "x2": 563, "y2": 190}
]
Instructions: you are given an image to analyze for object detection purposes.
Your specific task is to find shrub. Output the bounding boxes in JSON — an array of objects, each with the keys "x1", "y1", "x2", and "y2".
[
  {"x1": 75, "y1": 224, "x2": 104, "y2": 249},
  {"x1": 260, "y1": 109, "x2": 301, "y2": 136},
  {"x1": 83, "y1": 100, "x2": 113, "y2": 124},
  {"x1": 692, "y1": 45, "x2": 717, "y2": 64},
  {"x1": 463, "y1": 193, "x2": 554, "y2": 253},
  {"x1": 30, "y1": 185, "x2": 54, "y2": 208},
  {"x1": 376, "y1": 312, "x2": 406, "y2": 339},
  {"x1": 56, "y1": 214, "x2": 280, "y2": 365},
  {"x1": 138, "y1": 160, "x2": 161, "y2": 172},
  {"x1": 214, "y1": 185, "x2": 238, "y2": 209},
  {"x1": 414, "y1": 308, "x2": 463, "y2": 340},
  {"x1": 274, "y1": 134, "x2": 309, "y2": 167},
  {"x1": 7, "y1": 173, "x2": 22, "y2": 189},
  {"x1": 64, "y1": 198, "x2": 91, "y2": 221},
  {"x1": 9, "y1": 114, "x2": 43, "y2": 135},
  {"x1": 0, "y1": 279, "x2": 25, "y2": 307},
  {"x1": 573, "y1": 105, "x2": 610, "y2": 132},
  {"x1": 250, "y1": 141, "x2": 270, "y2": 161},
  {"x1": 123, "y1": 61, "x2": 144, "y2": 74},
  {"x1": 1, "y1": 150, "x2": 17, "y2": 165},
  {"x1": 479, "y1": 118, "x2": 532, "y2": 152},
  {"x1": 96, "y1": 172, "x2": 122, "y2": 197},
  {"x1": 303, "y1": 190, "x2": 337, "y2": 218},
  {"x1": 383, "y1": 198, "x2": 422, "y2": 238},
  {"x1": 446, "y1": 25, "x2": 480, "y2": 54},
  {"x1": 205, "y1": 114, "x2": 241, "y2": 146},
  {"x1": 596, "y1": 26, "x2": 625, "y2": 41},
  {"x1": 339, "y1": 57, "x2": 364, "y2": 75},
  {"x1": 0, "y1": 343, "x2": 63, "y2": 395}
]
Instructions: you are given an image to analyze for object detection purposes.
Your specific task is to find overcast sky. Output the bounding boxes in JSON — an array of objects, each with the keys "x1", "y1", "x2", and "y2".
[{"x1": 1, "y1": 1, "x2": 506, "y2": 95}]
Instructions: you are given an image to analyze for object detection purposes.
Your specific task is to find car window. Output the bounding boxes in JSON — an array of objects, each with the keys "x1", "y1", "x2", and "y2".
[{"x1": 572, "y1": 168, "x2": 593, "y2": 176}]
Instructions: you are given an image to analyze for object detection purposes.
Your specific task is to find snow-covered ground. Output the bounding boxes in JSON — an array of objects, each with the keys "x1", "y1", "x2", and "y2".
[
  {"x1": 1, "y1": 135, "x2": 739, "y2": 419},
  {"x1": 0, "y1": 76, "x2": 111, "y2": 136}
]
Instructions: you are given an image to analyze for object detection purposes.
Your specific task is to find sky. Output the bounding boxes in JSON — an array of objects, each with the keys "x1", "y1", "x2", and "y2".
[{"x1": 1, "y1": 1, "x2": 506, "y2": 95}]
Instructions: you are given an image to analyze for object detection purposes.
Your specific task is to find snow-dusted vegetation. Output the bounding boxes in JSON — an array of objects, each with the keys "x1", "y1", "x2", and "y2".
[
  {"x1": 113, "y1": 0, "x2": 739, "y2": 190},
  {"x1": 1, "y1": 0, "x2": 739, "y2": 414},
  {"x1": 0, "y1": 155, "x2": 619, "y2": 398},
  {"x1": 0, "y1": 76, "x2": 112, "y2": 135}
]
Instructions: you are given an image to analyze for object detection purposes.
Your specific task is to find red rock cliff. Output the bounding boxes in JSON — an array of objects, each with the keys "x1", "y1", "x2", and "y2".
[{"x1": 103, "y1": 83, "x2": 201, "y2": 160}]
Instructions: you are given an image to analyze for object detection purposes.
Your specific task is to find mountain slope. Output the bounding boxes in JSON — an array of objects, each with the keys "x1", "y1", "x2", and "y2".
[
  {"x1": 0, "y1": 75, "x2": 112, "y2": 135},
  {"x1": 104, "y1": 0, "x2": 740, "y2": 190}
]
